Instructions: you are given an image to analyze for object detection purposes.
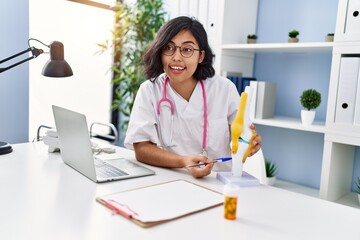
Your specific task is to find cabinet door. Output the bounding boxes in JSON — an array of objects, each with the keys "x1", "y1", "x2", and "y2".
[
  {"x1": 206, "y1": 0, "x2": 222, "y2": 46},
  {"x1": 165, "y1": 0, "x2": 223, "y2": 47}
]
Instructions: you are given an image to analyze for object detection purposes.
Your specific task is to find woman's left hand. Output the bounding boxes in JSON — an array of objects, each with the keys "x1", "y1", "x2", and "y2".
[{"x1": 248, "y1": 124, "x2": 262, "y2": 157}]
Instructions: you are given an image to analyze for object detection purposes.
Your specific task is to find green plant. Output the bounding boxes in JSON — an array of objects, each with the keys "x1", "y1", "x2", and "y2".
[
  {"x1": 288, "y1": 29, "x2": 300, "y2": 38},
  {"x1": 98, "y1": 0, "x2": 166, "y2": 133},
  {"x1": 327, "y1": 33, "x2": 334, "y2": 36},
  {"x1": 247, "y1": 34, "x2": 258, "y2": 39},
  {"x1": 355, "y1": 177, "x2": 360, "y2": 194},
  {"x1": 265, "y1": 159, "x2": 278, "y2": 178},
  {"x1": 300, "y1": 89, "x2": 321, "y2": 110}
]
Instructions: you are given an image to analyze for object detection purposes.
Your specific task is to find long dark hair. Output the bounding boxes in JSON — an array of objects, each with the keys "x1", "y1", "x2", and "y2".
[{"x1": 143, "y1": 16, "x2": 215, "y2": 81}]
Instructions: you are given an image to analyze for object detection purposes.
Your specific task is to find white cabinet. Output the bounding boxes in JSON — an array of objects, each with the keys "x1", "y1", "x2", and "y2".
[
  {"x1": 169, "y1": 0, "x2": 360, "y2": 208},
  {"x1": 320, "y1": 0, "x2": 360, "y2": 205},
  {"x1": 217, "y1": 0, "x2": 360, "y2": 208}
]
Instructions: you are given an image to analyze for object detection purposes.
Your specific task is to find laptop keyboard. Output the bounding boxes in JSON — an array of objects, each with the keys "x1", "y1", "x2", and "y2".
[{"x1": 95, "y1": 158, "x2": 128, "y2": 179}]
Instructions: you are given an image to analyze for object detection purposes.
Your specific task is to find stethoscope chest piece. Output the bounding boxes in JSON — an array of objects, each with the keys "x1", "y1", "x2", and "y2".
[
  {"x1": 201, "y1": 149, "x2": 208, "y2": 158},
  {"x1": 156, "y1": 77, "x2": 175, "y2": 148}
]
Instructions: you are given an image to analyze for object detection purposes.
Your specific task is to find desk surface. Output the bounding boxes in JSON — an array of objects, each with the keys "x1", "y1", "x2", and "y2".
[{"x1": 1, "y1": 142, "x2": 359, "y2": 240}]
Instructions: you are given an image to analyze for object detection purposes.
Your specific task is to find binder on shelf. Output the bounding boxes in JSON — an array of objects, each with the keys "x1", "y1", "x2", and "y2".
[
  {"x1": 334, "y1": 57, "x2": 360, "y2": 125},
  {"x1": 254, "y1": 81, "x2": 276, "y2": 119},
  {"x1": 222, "y1": 71, "x2": 243, "y2": 93},
  {"x1": 96, "y1": 180, "x2": 223, "y2": 228},
  {"x1": 249, "y1": 81, "x2": 258, "y2": 120},
  {"x1": 232, "y1": 76, "x2": 243, "y2": 93},
  {"x1": 354, "y1": 67, "x2": 360, "y2": 126},
  {"x1": 240, "y1": 77, "x2": 256, "y2": 93}
]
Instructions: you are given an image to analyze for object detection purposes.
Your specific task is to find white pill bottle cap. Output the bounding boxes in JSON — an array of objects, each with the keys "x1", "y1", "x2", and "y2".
[{"x1": 223, "y1": 184, "x2": 240, "y2": 197}]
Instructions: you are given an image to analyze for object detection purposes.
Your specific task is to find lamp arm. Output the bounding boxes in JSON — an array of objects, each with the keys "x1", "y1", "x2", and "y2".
[
  {"x1": 0, "y1": 47, "x2": 44, "y2": 73},
  {"x1": 0, "y1": 48, "x2": 31, "y2": 64}
]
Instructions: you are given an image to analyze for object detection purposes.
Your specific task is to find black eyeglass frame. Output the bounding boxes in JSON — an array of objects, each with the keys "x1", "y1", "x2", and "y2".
[{"x1": 162, "y1": 44, "x2": 201, "y2": 58}]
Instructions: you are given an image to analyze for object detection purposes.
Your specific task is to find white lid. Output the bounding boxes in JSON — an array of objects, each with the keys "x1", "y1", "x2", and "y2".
[{"x1": 223, "y1": 184, "x2": 240, "y2": 197}]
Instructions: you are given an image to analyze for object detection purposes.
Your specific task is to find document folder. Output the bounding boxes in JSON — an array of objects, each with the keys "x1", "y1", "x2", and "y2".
[
  {"x1": 334, "y1": 57, "x2": 360, "y2": 124},
  {"x1": 345, "y1": 0, "x2": 360, "y2": 35},
  {"x1": 96, "y1": 180, "x2": 224, "y2": 228}
]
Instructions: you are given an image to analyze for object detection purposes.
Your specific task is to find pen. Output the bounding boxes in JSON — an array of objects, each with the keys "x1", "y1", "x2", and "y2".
[
  {"x1": 101, "y1": 200, "x2": 132, "y2": 218},
  {"x1": 186, "y1": 157, "x2": 232, "y2": 168}
]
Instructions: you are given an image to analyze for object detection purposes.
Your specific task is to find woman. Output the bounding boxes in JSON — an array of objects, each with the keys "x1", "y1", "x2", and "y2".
[{"x1": 124, "y1": 16, "x2": 261, "y2": 178}]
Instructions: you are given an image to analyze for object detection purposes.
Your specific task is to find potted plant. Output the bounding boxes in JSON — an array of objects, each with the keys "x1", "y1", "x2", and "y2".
[
  {"x1": 288, "y1": 29, "x2": 300, "y2": 43},
  {"x1": 98, "y1": 0, "x2": 166, "y2": 145},
  {"x1": 247, "y1": 34, "x2": 257, "y2": 44},
  {"x1": 264, "y1": 159, "x2": 278, "y2": 186},
  {"x1": 300, "y1": 89, "x2": 321, "y2": 125},
  {"x1": 325, "y1": 33, "x2": 334, "y2": 42},
  {"x1": 355, "y1": 177, "x2": 360, "y2": 205}
]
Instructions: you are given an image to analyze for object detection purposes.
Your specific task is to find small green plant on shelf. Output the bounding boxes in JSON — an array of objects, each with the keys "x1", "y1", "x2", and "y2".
[
  {"x1": 355, "y1": 177, "x2": 360, "y2": 194},
  {"x1": 265, "y1": 159, "x2": 278, "y2": 178},
  {"x1": 247, "y1": 34, "x2": 257, "y2": 43},
  {"x1": 288, "y1": 29, "x2": 300, "y2": 42},
  {"x1": 325, "y1": 33, "x2": 334, "y2": 42},
  {"x1": 288, "y1": 29, "x2": 300, "y2": 38},
  {"x1": 247, "y1": 34, "x2": 257, "y2": 39},
  {"x1": 300, "y1": 89, "x2": 321, "y2": 111}
]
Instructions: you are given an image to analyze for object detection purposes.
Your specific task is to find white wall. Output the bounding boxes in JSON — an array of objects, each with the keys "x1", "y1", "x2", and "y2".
[{"x1": 28, "y1": 0, "x2": 115, "y2": 141}]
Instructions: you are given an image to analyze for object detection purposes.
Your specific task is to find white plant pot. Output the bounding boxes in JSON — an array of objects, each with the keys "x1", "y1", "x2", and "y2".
[
  {"x1": 264, "y1": 176, "x2": 276, "y2": 186},
  {"x1": 288, "y1": 37, "x2": 299, "y2": 43},
  {"x1": 325, "y1": 35, "x2": 334, "y2": 42},
  {"x1": 301, "y1": 109, "x2": 316, "y2": 125}
]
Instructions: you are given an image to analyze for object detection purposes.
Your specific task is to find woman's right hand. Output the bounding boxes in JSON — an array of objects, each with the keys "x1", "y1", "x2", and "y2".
[{"x1": 183, "y1": 155, "x2": 214, "y2": 178}]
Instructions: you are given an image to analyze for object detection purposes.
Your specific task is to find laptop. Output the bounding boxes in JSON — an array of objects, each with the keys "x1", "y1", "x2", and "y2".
[{"x1": 52, "y1": 105, "x2": 155, "y2": 183}]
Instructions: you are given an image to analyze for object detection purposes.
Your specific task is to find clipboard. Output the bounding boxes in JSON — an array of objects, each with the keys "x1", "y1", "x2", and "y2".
[{"x1": 96, "y1": 179, "x2": 224, "y2": 228}]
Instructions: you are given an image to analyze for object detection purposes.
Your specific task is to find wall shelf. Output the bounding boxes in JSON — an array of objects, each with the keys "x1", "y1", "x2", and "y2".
[
  {"x1": 336, "y1": 192, "x2": 360, "y2": 209},
  {"x1": 275, "y1": 180, "x2": 360, "y2": 208},
  {"x1": 221, "y1": 42, "x2": 334, "y2": 53},
  {"x1": 274, "y1": 179, "x2": 319, "y2": 198},
  {"x1": 253, "y1": 116, "x2": 326, "y2": 134}
]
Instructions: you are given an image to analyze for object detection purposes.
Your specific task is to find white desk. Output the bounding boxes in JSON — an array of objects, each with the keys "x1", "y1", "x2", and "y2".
[{"x1": 1, "y1": 142, "x2": 359, "y2": 240}]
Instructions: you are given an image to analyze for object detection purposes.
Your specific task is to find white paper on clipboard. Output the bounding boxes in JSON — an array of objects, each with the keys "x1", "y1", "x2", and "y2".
[{"x1": 98, "y1": 180, "x2": 224, "y2": 223}]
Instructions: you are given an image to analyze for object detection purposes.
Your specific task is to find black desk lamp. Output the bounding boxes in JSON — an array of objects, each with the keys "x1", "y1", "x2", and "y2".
[{"x1": 0, "y1": 38, "x2": 73, "y2": 155}]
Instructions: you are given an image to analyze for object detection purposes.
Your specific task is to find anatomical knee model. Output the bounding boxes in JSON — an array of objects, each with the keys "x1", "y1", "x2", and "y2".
[{"x1": 230, "y1": 86, "x2": 256, "y2": 177}]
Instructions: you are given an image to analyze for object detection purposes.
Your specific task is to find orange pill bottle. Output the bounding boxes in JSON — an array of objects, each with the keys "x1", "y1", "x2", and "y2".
[{"x1": 223, "y1": 184, "x2": 240, "y2": 220}]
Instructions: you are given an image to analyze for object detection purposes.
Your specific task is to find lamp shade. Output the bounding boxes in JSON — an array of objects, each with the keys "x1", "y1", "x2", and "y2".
[{"x1": 42, "y1": 41, "x2": 73, "y2": 77}]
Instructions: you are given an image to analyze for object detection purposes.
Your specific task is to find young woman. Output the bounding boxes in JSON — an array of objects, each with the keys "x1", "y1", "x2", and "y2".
[{"x1": 124, "y1": 16, "x2": 262, "y2": 178}]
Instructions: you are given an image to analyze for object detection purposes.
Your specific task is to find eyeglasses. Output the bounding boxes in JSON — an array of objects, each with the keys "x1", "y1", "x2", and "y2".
[{"x1": 162, "y1": 44, "x2": 201, "y2": 58}]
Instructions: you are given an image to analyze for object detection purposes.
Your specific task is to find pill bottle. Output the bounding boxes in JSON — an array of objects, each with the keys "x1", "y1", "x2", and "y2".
[{"x1": 223, "y1": 184, "x2": 240, "y2": 220}]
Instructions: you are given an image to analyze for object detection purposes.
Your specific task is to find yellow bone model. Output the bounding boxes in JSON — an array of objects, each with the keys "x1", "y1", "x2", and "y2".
[{"x1": 230, "y1": 86, "x2": 256, "y2": 163}]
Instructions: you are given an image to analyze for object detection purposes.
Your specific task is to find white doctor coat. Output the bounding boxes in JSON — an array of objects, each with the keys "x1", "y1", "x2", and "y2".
[{"x1": 124, "y1": 73, "x2": 240, "y2": 171}]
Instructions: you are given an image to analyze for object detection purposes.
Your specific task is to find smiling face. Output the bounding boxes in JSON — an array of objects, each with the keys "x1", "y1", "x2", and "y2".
[{"x1": 161, "y1": 30, "x2": 205, "y2": 87}]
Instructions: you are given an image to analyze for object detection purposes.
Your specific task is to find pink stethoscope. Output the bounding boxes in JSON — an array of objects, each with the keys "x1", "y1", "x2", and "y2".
[{"x1": 156, "y1": 76, "x2": 208, "y2": 156}]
